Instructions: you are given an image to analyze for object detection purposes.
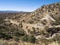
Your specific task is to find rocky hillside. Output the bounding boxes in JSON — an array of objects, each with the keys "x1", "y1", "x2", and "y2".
[
  {"x1": 0, "y1": 2, "x2": 60, "y2": 45},
  {"x1": 23, "y1": 2, "x2": 60, "y2": 24}
]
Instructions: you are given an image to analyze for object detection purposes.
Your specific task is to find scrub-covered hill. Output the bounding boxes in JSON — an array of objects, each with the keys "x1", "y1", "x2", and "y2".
[{"x1": 0, "y1": 2, "x2": 60, "y2": 45}]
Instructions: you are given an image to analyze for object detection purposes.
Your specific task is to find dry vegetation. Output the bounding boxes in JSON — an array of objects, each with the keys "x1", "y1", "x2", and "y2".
[{"x1": 0, "y1": 2, "x2": 60, "y2": 45}]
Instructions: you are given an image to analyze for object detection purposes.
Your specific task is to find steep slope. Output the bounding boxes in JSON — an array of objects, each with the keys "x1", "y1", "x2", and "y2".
[
  {"x1": 21, "y1": 2, "x2": 60, "y2": 44},
  {"x1": 22, "y1": 3, "x2": 60, "y2": 24}
]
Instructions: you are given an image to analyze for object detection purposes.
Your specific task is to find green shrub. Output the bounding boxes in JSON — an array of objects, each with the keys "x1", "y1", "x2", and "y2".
[
  {"x1": 22, "y1": 35, "x2": 36, "y2": 43},
  {"x1": 28, "y1": 35, "x2": 36, "y2": 43},
  {"x1": 22, "y1": 35, "x2": 28, "y2": 42},
  {"x1": 0, "y1": 33, "x2": 12, "y2": 40}
]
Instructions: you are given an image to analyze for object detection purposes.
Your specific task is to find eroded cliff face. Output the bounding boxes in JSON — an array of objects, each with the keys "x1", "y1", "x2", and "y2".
[{"x1": 0, "y1": 2, "x2": 60, "y2": 45}]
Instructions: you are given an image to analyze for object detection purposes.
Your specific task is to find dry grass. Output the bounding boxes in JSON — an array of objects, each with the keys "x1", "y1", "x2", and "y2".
[{"x1": 0, "y1": 39, "x2": 60, "y2": 45}]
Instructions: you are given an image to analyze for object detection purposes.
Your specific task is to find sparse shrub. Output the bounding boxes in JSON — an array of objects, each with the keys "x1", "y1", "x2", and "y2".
[
  {"x1": 14, "y1": 30, "x2": 25, "y2": 37},
  {"x1": 0, "y1": 33, "x2": 12, "y2": 40},
  {"x1": 28, "y1": 35, "x2": 36, "y2": 43},
  {"x1": 22, "y1": 35, "x2": 36, "y2": 43},
  {"x1": 22, "y1": 35, "x2": 28, "y2": 42},
  {"x1": 29, "y1": 20, "x2": 34, "y2": 24},
  {"x1": 14, "y1": 37, "x2": 19, "y2": 42}
]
